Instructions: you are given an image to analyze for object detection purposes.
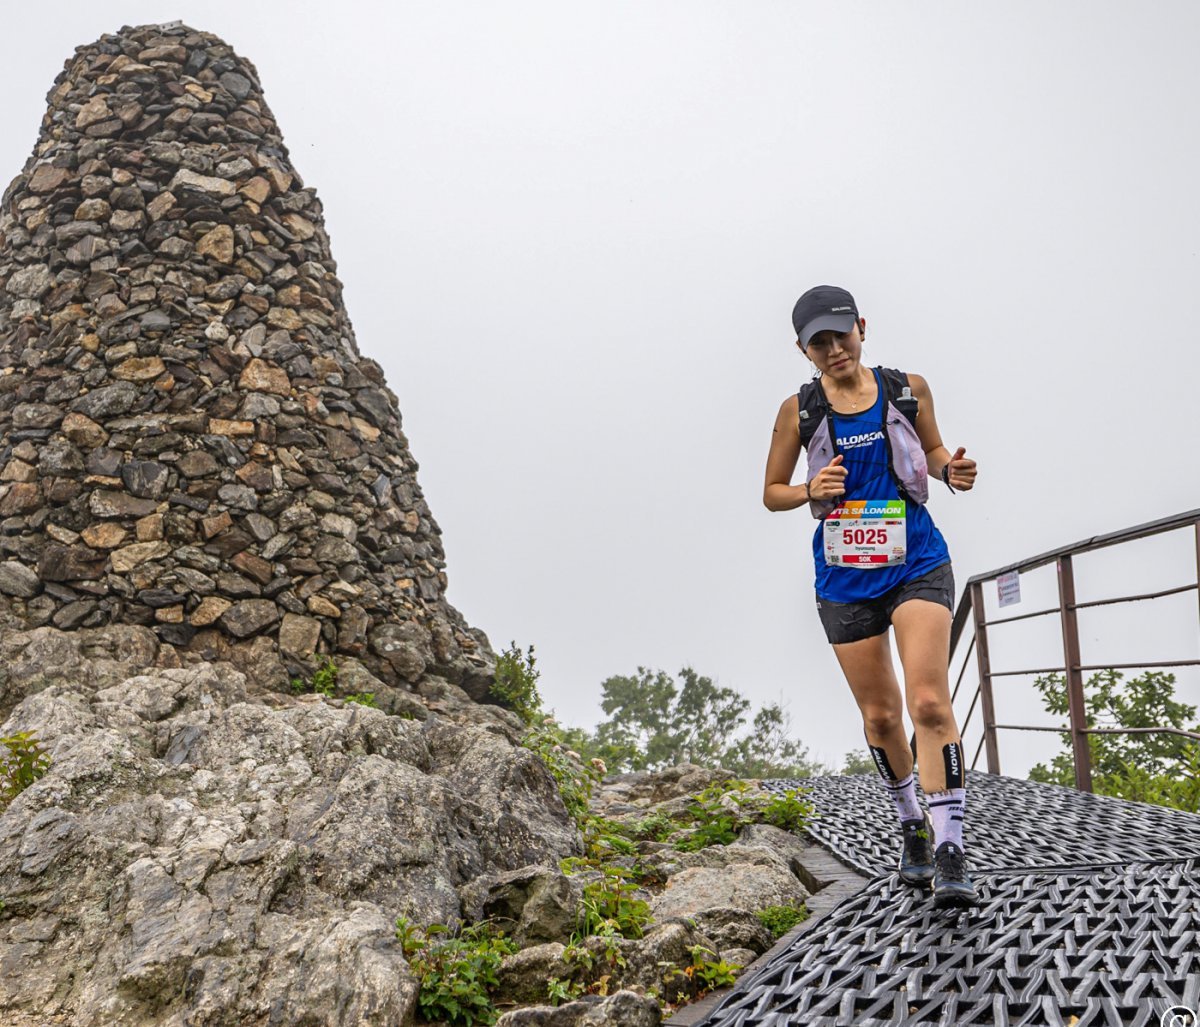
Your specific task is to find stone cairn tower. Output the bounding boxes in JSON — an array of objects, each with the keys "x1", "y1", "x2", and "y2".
[{"x1": 0, "y1": 23, "x2": 493, "y2": 695}]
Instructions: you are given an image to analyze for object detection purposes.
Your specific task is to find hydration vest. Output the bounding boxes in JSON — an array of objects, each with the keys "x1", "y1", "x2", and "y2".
[{"x1": 797, "y1": 366, "x2": 929, "y2": 519}]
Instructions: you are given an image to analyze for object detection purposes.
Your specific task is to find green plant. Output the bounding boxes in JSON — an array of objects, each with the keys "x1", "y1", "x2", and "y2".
[
  {"x1": 755, "y1": 903, "x2": 810, "y2": 938},
  {"x1": 674, "y1": 781, "x2": 745, "y2": 851},
  {"x1": 1, "y1": 731, "x2": 51, "y2": 808},
  {"x1": 344, "y1": 692, "x2": 378, "y2": 708},
  {"x1": 573, "y1": 864, "x2": 653, "y2": 942},
  {"x1": 395, "y1": 916, "x2": 517, "y2": 1026},
  {"x1": 490, "y1": 642, "x2": 542, "y2": 725},
  {"x1": 546, "y1": 975, "x2": 586, "y2": 1005},
  {"x1": 290, "y1": 654, "x2": 338, "y2": 697},
  {"x1": 627, "y1": 812, "x2": 674, "y2": 842},
  {"x1": 760, "y1": 786, "x2": 817, "y2": 832},
  {"x1": 687, "y1": 944, "x2": 742, "y2": 991},
  {"x1": 670, "y1": 779, "x2": 815, "y2": 852},
  {"x1": 1093, "y1": 744, "x2": 1200, "y2": 812},
  {"x1": 561, "y1": 938, "x2": 597, "y2": 976},
  {"x1": 524, "y1": 720, "x2": 604, "y2": 825}
]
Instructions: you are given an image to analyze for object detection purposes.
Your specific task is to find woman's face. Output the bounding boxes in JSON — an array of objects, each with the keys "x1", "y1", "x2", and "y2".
[{"x1": 801, "y1": 319, "x2": 865, "y2": 383}]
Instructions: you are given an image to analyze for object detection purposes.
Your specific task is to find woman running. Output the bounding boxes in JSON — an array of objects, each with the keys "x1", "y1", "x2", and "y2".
[{"x1": 763, "y1": 284, "x2": 980, "y2": 909}]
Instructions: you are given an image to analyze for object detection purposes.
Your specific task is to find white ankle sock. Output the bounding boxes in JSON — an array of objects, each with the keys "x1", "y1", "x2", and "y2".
[
  {"x1": 882, "y1": 770, "x2": 923, "y2": 823},
  {"x1": 927, "y1": 787, "x2": 966, "y2": 849}
]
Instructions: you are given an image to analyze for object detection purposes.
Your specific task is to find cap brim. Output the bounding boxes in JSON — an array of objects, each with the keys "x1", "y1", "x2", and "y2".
[{"x1": 799, "y1": 313, "x2": 856, "y2": 349}]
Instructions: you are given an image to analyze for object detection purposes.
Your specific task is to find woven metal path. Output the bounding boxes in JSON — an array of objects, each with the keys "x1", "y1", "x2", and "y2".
[{"x1": 689, "y1": 771, "x2": 1200, "y2": 1027}]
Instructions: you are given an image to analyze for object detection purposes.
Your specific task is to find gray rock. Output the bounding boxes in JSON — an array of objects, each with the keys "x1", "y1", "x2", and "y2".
[
  {"x1": 70, "y1": 382, "x2": 138, "y2": 420},
  {"x1": 168, "y1": 167, "x2": 236, "y2": 198},
  {"x1": 219, "y1": 72, "x2": 253, "y2": 100},
  {"x1": 459, "y1": 864, "x2": 583, "y2": 947},
  {"x1": 244, "y1": 513, "x2": 277, "y2": 541},
  {"x1": 12, "y1": 404, "x2": 63, "y2": 430},
  {"x1": 219, "y1": 599, "x2": 280, "y2": 638},
  {"x1": 5, "y1": 264, "x2": 53, "y2": 299},
  {"x1": 122, "y1": 459, "x2": 171, "y2": 499},
  {"x1": 686, "y1": 906, "x2": 774, "y2": 957},
  {"x1": 495, "y1": 942, "x2": 572, "y2": 1005},
  {"x1": 648, "y1": 859, "x2": 809, "y2": 922},
  {"x1": 89, "y1": 491, "x2": 158, "y2": 519},
  {"x1": 0, "y1": 561, "x2": 41, "y2": 598}
]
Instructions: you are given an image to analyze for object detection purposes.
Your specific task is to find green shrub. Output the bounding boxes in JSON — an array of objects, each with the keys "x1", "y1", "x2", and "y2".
[
  {"x1": 673, "y1": 781, "x2": 745, "y2": 851},
  {"x1": 572, "y1": 863, "x2": 653, "y2": 942},
  {"x1": 524, "y1": 720, "x2": 604, "y2": 826},
  {"x1": 1, "y1": 731, "x2": 51, "y2": 808},
  {"x1": 759, "y1": 786, "x2": 817, "y2": 832},
  {"x1": 755, "y1": 903, "x2": 810, "y2": 938},
  {"x1": 490, "y1": 642, "x2": 542, "y2": 725},
  {"x1": 1093, "y1": 745, "x2": 1200, "y2": 812},
  {"x1": 290, "y1": 654, "x2": 338, "y2": 697},
  {"x1": 672, "y1": 780, "x2": 815, "y2": 852},
  {"x1": 395, "y1": 916, "x2": 518, "y2": 1026},
  {"x1": 627, "y1": 812, "x2": 674, "y2": 842},
  {"x1": 344, "y1": 692, "x2": 378, "y2": 708}
]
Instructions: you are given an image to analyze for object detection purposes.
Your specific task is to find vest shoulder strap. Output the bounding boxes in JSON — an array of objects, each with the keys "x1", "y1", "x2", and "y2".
[
  {"x1": 796, "y1": 380, "x2": 827, "y2": 448},
  {"x1": 878, "y1": 367, "x2": 919, "y2": 428}
]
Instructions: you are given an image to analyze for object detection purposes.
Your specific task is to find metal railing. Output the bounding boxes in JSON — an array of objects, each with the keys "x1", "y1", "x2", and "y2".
[{"x1": 915, "y1": 509, "x2": 1200, "y2": 792}]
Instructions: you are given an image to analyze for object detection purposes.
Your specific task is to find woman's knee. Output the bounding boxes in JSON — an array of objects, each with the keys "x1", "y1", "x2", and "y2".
[
  {"x1": 907, "y1": 689, "x2": 954, "y2": 729},
  {"x1": 861, "y1": 706, "x2": 904, "y2": 738}
]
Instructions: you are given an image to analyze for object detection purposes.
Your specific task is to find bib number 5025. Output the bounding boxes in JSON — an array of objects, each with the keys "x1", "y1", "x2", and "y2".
[{"x1": 843, "y1": 527, "x2": 888, "y2": 546}]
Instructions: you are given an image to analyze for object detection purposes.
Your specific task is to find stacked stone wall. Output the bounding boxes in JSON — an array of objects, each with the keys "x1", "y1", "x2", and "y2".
[{"x1": 0, "y1": 22, "x2": 492, "y2": 694}]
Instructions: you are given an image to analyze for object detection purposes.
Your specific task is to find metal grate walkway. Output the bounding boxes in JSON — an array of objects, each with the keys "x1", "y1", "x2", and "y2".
[{"x1": 688, "y1": 771, "x2": 1200, "y2": 1027}]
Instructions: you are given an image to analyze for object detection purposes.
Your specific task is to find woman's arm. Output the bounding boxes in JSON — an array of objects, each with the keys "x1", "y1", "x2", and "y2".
[
  {"x1": 764, "y1": 395, "x2": 850, "y2": 510},
  {"x1": 764, "y1": 396, "x2": 808, "y2": 511},
  {"x1": 908, "y1": 373, "x2": 977, "y2": 492}
]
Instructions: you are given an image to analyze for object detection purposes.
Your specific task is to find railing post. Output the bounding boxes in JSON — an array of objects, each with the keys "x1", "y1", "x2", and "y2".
[
  {"x1": 1056, "y1": 555, "x2": 1093, "y2": 793},
  {"x1": 969, "y1": 580, "x2": 1001, "y2": 774},
  {"x1": 1194, "y1": 519, "x2": 1200, "y2": 624}
]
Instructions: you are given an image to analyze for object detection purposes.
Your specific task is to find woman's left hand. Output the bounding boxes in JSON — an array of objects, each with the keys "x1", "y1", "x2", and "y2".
[{"x1": 946, "y1": 446, "x2": 977, "y2": 491}]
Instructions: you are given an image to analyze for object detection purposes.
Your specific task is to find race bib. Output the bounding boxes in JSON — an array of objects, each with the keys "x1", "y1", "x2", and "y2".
[{"x1": 824, "y1": 500, "x2": 907, "y2": 567}]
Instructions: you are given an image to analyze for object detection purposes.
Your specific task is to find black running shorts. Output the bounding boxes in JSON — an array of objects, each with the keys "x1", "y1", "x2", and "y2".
[{"x1": 815, "y1": 562, "x2": 955, "y2": 645}]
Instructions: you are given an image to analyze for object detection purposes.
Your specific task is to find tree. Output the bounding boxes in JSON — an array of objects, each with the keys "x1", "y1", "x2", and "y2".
[
  {"x1": 1027, "y1": 669, "x2": 1200, "y2": 812},
  {"x1": 839, "y1": 749, "x2": 877, "y2": 776},
  {"x1": 590, "y1": 666, "x2": 827, "y2": 778}
]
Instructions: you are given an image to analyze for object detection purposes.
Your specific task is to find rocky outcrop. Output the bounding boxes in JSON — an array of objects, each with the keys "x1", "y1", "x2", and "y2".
[
  {"x1": 0, "y1": 629, "x2": 829, "y2": 1025},
  {"x1": 0, "y1": 625, "x2": 576, "y2": 1026},
  {"x1": 0, "y1": 21, "x2": 491, "y2": 693}
]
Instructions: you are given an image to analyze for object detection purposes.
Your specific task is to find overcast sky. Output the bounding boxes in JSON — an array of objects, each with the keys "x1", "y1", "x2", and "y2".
[{"x1": 4, "y1": 2, "x2": 1199, "y2": 781}]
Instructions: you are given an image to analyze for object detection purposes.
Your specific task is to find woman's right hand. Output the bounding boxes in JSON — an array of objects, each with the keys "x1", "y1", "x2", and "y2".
[{"x1": 807, "y1": 454, "x2": 847, "y2": 502}]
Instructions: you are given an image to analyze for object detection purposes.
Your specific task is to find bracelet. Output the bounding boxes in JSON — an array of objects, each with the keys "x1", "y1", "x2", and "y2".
[
  {"x1": 940, "y1": 463, "x2": 955, "y2": 493},
  {"x1": 805, "y1": 478, "x2": 817, "y2": 502}
]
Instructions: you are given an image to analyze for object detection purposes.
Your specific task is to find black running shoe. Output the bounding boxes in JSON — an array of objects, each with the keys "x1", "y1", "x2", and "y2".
[
  {"x1": 932, "y1": 841, "x2": 979, "y2": 908},
  {"x1": 897, "y1": 810, "x2": 935, "y2": 887}
]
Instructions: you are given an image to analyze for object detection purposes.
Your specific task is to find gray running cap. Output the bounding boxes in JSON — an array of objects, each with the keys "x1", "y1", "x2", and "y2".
[{"x1": 792, "y1": 285, "x2": 859, "y2": 351}]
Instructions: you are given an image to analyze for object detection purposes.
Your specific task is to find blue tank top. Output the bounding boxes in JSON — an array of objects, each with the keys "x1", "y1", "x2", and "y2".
[{"x1": 811, "y1": 367, "x2": 950, "y2": 602}]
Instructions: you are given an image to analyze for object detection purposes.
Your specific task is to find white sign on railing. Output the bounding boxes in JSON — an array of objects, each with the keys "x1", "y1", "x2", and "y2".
[{"x1": 997, "y1": 570, "x2": 1021, "y2": 608}]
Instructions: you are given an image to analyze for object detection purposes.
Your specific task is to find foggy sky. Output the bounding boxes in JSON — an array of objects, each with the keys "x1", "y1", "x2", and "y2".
[{"x1": 4, "y1": 2, "x2": 1198, "y2": 780}]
